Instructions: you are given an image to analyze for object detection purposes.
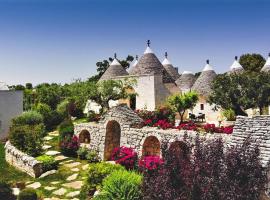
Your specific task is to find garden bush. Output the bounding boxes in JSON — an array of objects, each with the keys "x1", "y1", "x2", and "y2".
[
  {"x1": 58, "y1": 119, "x2": 74, "y2": 140},
  {"x1": 111, "y1": 146, "x2": 138, "y2": 170},
  {"x1": 57, "y1": 99, "x2": 70, "y2": 119},
  {"x1": 82, "y1": 162, "x2": 125, "y2": 197},
  {"x1": 60, "y1": 135, "x2": 79, "y2": 157},
  {"x1": 142, "y1": 136, "x2": 267, "y2": 200},
  {"x1": 86, "y1": 150, "x2": 100, "y2": 163},
  {"x1": 77, "y1": 146, "x2": 89, "y2": 160},
  {"x1": 9, "y1": 124, "x2": 45, "y2": 157},
  {"x1": 94, "y1": 170, "x2": 142, "y2": 200},
  {"x1": 0, "y1": 181, "x2": 15, "y2": 200},
  {"x1": 139, "y1": 156, "x2": 164, "y2": 172},
  {"x1": 12, "y1": 111, "x2": 43, "y2": 126},
  {"x1": 17, "y1": 188, "x2": 38, "y2": 200},
  {"x1": 36, "y1": 155, "x2": 58, "y2": 172},
  {"x1": 222, "y1": 108, "x2": 236, "y2": 121}
]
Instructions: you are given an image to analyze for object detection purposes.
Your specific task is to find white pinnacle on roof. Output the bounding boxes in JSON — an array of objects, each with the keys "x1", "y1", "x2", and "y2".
[
  {"x1": 132, "y1": 55, "x2": 139, "y2": 67},
  {"x1": 265, "y1": 53, "x2": 270, "y2": 66},
  {"x1": 144, "y1": 46, "x2": 154, "y2": 54},
  {"x1": 182, "y1": 71, "x2": 193, "y2": 74},
  {"x1": 230, "y1": 56, "x2": 243, "y2": 70},
  {"x1": 110, "y1": 58, "x2": 121, "y2": 66},
  {"x1": 202, "y1": 60, "x2": 214, "y2": 71},
  {"x1": 162, "y1": 58, "x2": 172, "y2": 65}
]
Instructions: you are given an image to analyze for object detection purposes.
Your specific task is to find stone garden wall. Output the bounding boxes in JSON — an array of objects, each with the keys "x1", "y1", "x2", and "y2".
[{"x1": 5, "y1": 141, "x2": 43, "y2": 178}]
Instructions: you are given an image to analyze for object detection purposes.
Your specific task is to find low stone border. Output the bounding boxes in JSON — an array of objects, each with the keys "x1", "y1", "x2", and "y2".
[{"x1": 5, "y1": 141, "x2": 43, "y2": 178}]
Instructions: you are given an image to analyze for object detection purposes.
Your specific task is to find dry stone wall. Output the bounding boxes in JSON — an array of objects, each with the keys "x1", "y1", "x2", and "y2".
[{"x1": 5, "y1": 141, "x2": 43, "y2": 178}]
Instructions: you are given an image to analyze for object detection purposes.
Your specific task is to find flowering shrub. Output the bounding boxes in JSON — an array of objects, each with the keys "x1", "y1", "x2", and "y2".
[
  {"x1": 60, "y1": 135, "x2": 80, "y2": 157},
  {"x1": 139, "y1": 156, "x2": 164, "y2": 172},
  {"x1": 111, "y1": 146, "x2": 138, "y2": 170},
  {"x1": 153, "y1": 119, "x2": 173, "y2": 130},
  {"x1": 176, "y1": 121, "x2": 198, "y2": 131},
  {"x1": 203, "y1": 123, "x2": 234, "y2": 134}
]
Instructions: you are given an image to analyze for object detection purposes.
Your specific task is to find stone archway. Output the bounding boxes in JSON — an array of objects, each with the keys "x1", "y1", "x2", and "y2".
[
  {"x1": 104, "y1": 120, "x2": 121, "y2": 160},
  {"x1": 142, "y1": 136, "x2": 161, "y2": 157},
  {"x1": 79, "y1": 130, "x2": 91, "y2": 144}
]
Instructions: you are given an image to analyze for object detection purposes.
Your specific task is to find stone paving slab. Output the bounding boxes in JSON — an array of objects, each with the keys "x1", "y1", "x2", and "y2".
[
  {"x1": 46, "y1": 150, "x2": 61, "y2": 156},
  {"x1": 67, "y1": 173, "x2": 78, "y2": 181},
  {"x1": 44, "y1": 136, "x2": 53, "y2": 141},
  {"x1": 54, "y1": 155, "x2": 68, "y2": 161},
  {"x1": 44, "y1": 186, "x2": 57, "y2": 191},
  {"x1": 63, "y1": 181, "x2": 83, "y2": 189},
  {"x1": 51, "y1": 181, "x2": 60, "y2": 185},
  {"x1": 48, "y1": 131, "x2": 59, "y2": 136},
  {"x1": 39, "y1": 170, "x2": 57, "y2": 178},
  {"x1": 42, "y1": 145, "x2": 52, "y2": 150},
  {"x1": 64, "y1": 162, "x2": 81, "y2": 168},
  {"x1": 71, "y1": 168, "x2": 79, "y2": 172},
  {"x1": 66, "y1": 191, "x2": 80, "y2": 197},
  {"x1": 27, "y1": 182, "x2": 41, "y2": 189},
  {"x1": 53, "y1": 188, "x2": 67, "y2": 196}
]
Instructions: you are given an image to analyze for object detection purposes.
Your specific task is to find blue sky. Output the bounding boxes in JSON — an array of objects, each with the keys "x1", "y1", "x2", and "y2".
[{"x1": 0, "y1": 0, "x2": 269, "y2": 85}]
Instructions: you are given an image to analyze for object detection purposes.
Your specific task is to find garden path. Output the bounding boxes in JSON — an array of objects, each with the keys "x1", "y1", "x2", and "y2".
[{"x1": 24, "y1": 131, "x2": 88, "y2": 200}]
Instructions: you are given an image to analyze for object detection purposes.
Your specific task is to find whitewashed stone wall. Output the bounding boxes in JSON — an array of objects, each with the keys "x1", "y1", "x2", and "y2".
[{"x1": 5, "y1": 141, "x2": 43, "y2": 178}]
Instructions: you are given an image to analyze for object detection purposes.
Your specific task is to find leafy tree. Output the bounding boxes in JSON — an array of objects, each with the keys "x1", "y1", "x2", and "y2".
[
  {"x1": 167, "y1": 91, "x2": 199, "y2": 124},
  {"x1": 87, "y1": 79, "x2": 136, "y2": 113},
  {"x1": 35, "y1": 83, "x2": 65, "y2": 110},
  {"x1": 96, "y1": 55, "x2": 134, "y2": 78},
  {"x1": 25, "y1": 83, "x2": 33, "y2": 90},
  {"x1": 208, "y1": 73, "x2": 247, "y2": 116},
  {"x1": 239, "y1": 53, "x2": 266, "y2": 72},
  {"x1": 209, "y1": 72, "x2": 270, "y2": 116}
]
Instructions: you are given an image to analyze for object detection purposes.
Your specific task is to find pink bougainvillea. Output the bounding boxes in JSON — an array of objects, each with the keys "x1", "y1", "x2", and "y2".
[
  {"x1": 203, "y1": 123, "x2": 234, "y2": 134},
  {"x1": 111, "y1": 146, "x2": 138, "y2": 170},
  {"x1": 60, "y1": 135, "x2": 80, "y2": 156},
  {"x1": 153, "y1": 119, "x2": 174, "y2": 130},
  {"x1": 139, "y1": 156, "x2": 164, "y2": 172},
  {"x1": 176, "y1": 121, "x2": 198, "y2": 131}
]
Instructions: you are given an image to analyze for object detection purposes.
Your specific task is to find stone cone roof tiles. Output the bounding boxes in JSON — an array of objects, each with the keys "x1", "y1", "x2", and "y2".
[
  {"x1": 261, "y1": 54, "x2": 270, "y2": 72},
  {"x1": 129, "y1": 48, "x2": 175, "y2": 83},
  {"x1": 162, "y1": 58, "x2": 180, "y2": 81},
  {"x1": 192, "y1": 63, "x2": 217, "y2": 97},
  {"x1": 99, "y1": 58, "x2": 129, "y2": 81},
  {"x1": 175, "y1": 71, "x2": 196, "y2": 91},
  {"x1": 99, "y1": 104, "x2": 143, "y2": 128}
]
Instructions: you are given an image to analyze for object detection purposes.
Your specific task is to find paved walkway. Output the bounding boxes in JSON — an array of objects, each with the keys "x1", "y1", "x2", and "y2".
[{"x1": 25, "y1": 131, "x2": 89, "y2": 200}]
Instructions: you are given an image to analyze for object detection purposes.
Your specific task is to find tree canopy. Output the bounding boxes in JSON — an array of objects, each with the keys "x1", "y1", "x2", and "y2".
[
  {"x1": 167, "y1": 91, "x2": 199, "y2": 123},
  {"x1": 239, "y1": 53, "x2": 266, "y2": 72}
]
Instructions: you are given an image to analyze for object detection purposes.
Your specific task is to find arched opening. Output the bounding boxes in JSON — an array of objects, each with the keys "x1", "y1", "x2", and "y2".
[
  {"x1": 142, "y1": 136, "x2": 160, "y2": 157},
  {"x1": 104, "y1": 120, "x2": 121, "y2": 161},
  {"x1": 169, "y1": 141, "x2": 190, "y2": 160},
  {"x1": 79, "y1": 130, "x2": 91, "y2": 144}
]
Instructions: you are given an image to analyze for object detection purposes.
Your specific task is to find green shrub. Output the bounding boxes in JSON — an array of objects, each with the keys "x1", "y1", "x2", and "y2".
[
  {"x1": 57, "y1": 99, "x2": 69, "y2": 119},
  {"x1": 0, "y1": 181, "x2": 15, "y2": 200},
  {"x1": 83, "y1": 162, "x2": 125, "y2": 196},
  {"x1": 77, "y1": 147, "x2": 89, "y2": 160},
  {"x1": 12, "y1": 111, "x2": 43, "y2": 126},
  {"x1": 9, "y1": 124, "x2": 44, "y2": 157},
  {"x1": 36, "y1": 155, "x2": 58, "y2": 172},
  {"x1": 86, "y1": 150, "x2": 100, "y2": 163},
  {"x1": 94, "y1": 170, "x2": 142, "y2": 200},
  {"x1": 17, "y1": 188, "x2": 38, "y2": 200},
  {"x1": 58, "y1": 119, "x2": 74, "y2": 140},
  {"x1": 222, "y1": 109, "x2": 236, "y2": 121}
]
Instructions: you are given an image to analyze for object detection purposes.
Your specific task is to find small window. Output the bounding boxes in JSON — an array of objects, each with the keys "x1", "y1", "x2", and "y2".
[{"x1": 200, "y1": 104, "x2": 204, "y2": 110}]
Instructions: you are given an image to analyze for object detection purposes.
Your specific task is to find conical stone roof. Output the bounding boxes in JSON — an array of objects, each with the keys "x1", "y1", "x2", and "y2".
[
  {"x1": 261, "y1": 53, "x2": 270, "y2": 72},
  {"x1": 191, "y1": 60, "x2": 217, "y2": 97},
  {"x1": 99, "y1": 58, "x2": 129, "y2": 81},
  {"x1": 162, "y1": 52, "x2": 180, "y2": 81},
  {"x1": 229, "y1": 56, "x2": 244, "y2": 74},
  {"x1": 130, "y1": 43, "x2": 174, "y2": 83},
  {"x1": 175, "y1": 71, "x2": 195, "y2": 91}
]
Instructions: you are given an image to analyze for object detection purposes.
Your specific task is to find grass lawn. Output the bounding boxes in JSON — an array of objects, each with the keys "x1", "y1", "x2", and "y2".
[{"x1": 0, "y1": 142, "x2": 33, "y2": 183}]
